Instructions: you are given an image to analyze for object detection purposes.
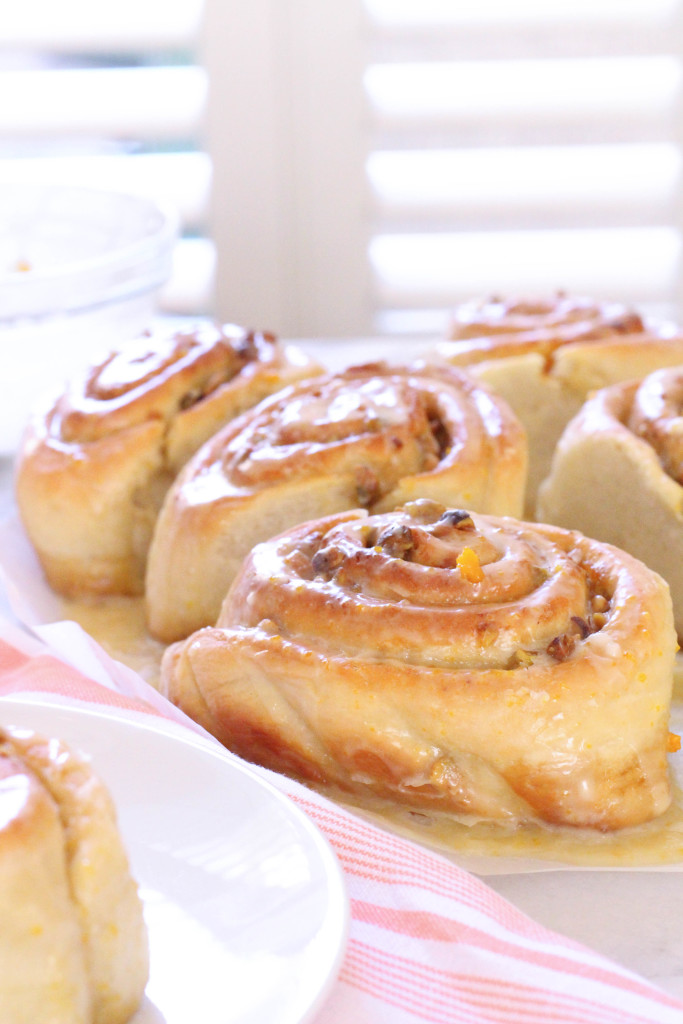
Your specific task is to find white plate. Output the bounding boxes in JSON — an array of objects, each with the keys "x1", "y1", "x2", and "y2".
[{"x1": 0, "y1": 697, "x2": 349, "y2": 1024}]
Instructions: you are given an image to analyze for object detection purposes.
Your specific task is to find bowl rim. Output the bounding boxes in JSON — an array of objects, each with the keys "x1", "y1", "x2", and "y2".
[{"x1": 0, "y1": 183, "x2": 179, "y2": 319}]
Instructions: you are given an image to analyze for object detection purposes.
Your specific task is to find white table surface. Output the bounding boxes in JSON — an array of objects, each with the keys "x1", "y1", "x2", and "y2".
[{"x1": 3, "y1": 338, "x2": 683, "y2": 1006}]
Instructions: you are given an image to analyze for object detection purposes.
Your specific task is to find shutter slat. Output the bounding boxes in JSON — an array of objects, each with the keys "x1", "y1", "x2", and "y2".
[
  {"x1": 0, "y1": 67, "x2": 207, "y2": 138},
  {"x1": 365, "y1": 0, "x2": 678, "y2": 27},
  {"x1": 366, "y1": 0, "x2": 675, "y2": 32},
  {"x1": 365, "y1": 57, "x2": 681, "y2": 129},
  {"x1": 370, "y1": 227, "x2": 681, "y2": 308},
  {"x1": 362, "y1": 0, "x2": 683, "y2": 333},
  {"x1": 367, "y1": 144, "x2": 681, "y2": 231},
  {"x1": 366, "y1": 59, "x2": 682, "y2": 149},
  {"x1": 0, "y1": 0, "x2": 203, "y2": 52},
  {"x1": 365, "y1": 0, "x2": 681, "y2": 65}
]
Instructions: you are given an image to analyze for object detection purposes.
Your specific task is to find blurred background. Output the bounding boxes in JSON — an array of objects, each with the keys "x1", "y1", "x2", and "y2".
[{"x1": 1, "y1": 0, "x2": 682, "y2": 341}]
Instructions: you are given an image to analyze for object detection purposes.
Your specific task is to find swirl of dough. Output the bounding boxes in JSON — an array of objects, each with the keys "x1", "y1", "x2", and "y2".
[
  {"x1": 445, "y1": 292, "x2": 645, "y2": 353},
  {"x1": 538, "y1": 365, "x2": 683, "y2": 640},
  {"x1": 15, "y1": 322, "x2": 322, "y2": 597},
  {"x1": 627, "y1": 366, "x2": 683, "y2": 483},
  {"x1": 52, "y1": 322, "x2": 319, "y2": 463},
  {"x1": 428, "y1": 292, "x2": 683, "y2": 516},
  {"x1": 227, "y1": 502, "x2": 594, "y2": 669},
  {"x1": 145, "y1": 362, "x2": 528, "y2": 641},
  {"x1": 161, "y1": 501, "x2": 677, "y2": 830}
]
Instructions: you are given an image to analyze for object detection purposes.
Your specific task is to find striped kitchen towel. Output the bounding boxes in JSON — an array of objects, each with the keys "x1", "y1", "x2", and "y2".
[{"x1": 1, "y1": 617, "x2": 682, "y2": 1024}]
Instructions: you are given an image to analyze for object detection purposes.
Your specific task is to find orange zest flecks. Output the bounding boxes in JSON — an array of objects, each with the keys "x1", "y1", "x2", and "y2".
[
  {"x1": 456, "y1": 546, "x2": 484, "y2": 584},
  {"x1": 667, "y1": 732, "x2": 681, "y2": 753}
]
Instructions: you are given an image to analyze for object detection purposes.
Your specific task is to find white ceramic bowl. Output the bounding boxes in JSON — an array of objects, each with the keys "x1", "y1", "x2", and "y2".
[{"x1": 0, "y1": 184, "x2": 178, "y2": 454}]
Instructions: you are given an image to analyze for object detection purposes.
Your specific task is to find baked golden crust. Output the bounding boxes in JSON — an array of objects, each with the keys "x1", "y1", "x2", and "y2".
[
  {"x1": 443, "y1": 292, "x2": 647, "y2": 352},
  {"x1": 0, "y1": 726, "x2": 148, "y2": 1024},
  {"x1": 537, "y1": 365, "x2": 683, "y2": 640},
  {"x1": 15, "y1": 322, "x2": 322, "y2": 598},
  {"x1": 160, "y1": 501, "x2": 677, "y2": 831},
  {"x1": 145, "y1": 361, "x2": 528, "y2": 641},
  {"x1": 428, "y1": 293, "x2": 683, "y2": 514}
]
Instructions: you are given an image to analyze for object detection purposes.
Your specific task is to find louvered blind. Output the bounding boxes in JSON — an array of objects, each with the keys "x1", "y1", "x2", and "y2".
[
  {"x1": 205, "y1": 0, "x2": 683, "y2": 341},
  {"x1": 22, "y1": 1, "x2": 677, "y2": 336},
  {"x1": 0, "y1": 0, "x2": 214, "y2": 316},
  {"x1": 364, "y1": 0, "x2": 683, "y2": 335}
]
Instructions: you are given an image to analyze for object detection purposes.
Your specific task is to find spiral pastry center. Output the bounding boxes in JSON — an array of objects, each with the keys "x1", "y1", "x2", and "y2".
[
  {"x1": 93, "y1": 332, "x2": 202, "y2": 398},
  {"x1": 451, "y1": 292, "x2": 644, "y2": 343},
  {"x1": 222, "y1": 376, "x2": 446, "y2": 493},
  {"x1": 94, "y1": 325, "x2": 257, "y2": 399},
  {"x1": 628, "y1": 367, "x2": 683, "y2": 484},
  {"x1": 58, "y1": 324, "x2": 265, "y2": 443},
  {"x1": 236, "y1": 501, "x2": 611, "y2": 671}
]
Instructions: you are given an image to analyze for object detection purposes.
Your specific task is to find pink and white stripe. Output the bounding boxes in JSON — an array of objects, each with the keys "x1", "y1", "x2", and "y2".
[{"x1": 1, "y1": 626, "x2": 682, "y2": 1024}]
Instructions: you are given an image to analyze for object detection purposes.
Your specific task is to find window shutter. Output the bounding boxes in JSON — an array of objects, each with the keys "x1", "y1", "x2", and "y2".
[
  {"x1": 201, "y1": 0, "x2": 371, "y2": 338},
  {"x1": 10, "y1": 1, "x2": 678, "y2": 337},
  {"x1": 364, "y1": 0, "x2": 683, "y2": 335},
  {"x1": 0, "y1": 0, "x2": 214, "y2": 316},
  {"x1": 206, "y1": 0, "x2": 683, "y2": 339}
]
